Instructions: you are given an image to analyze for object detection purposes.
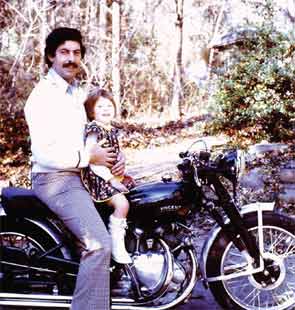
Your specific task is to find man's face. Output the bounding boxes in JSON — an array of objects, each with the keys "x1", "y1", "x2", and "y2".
[{"x1": 49, "y1": 40, "x2": 82, "y2": 84}]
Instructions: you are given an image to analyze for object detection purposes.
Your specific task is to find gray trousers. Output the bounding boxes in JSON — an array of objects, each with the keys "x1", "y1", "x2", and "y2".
[{"x1": 32, "y1": 172, "x2": 111, "y2": 310}]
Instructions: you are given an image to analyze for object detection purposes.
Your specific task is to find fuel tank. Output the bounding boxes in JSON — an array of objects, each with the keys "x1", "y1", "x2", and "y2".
[{"x1": 126, "y1": 180, "x2": 197, "y2": 218}]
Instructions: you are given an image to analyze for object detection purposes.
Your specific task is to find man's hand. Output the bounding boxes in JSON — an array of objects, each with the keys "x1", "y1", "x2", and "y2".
[
  {"x1": 111, "y1": 151, "x2": 125, "y2": 176},
  {"x1": 89, "y1": 145, "x2": 117, "y2": 168}
]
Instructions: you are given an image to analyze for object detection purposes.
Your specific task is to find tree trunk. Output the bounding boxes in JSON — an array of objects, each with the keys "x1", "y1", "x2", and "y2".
[
  {"x1": 170, "y1": 0, "x2": 184, "y2": 120},
  {"x1": 112, "y1": 0, "x2": 121, "y2": 116},
  {"x1": 39, "y1": 0, "x2": 47, "y2": 77},
  {"x1": 208, "y1": 1, "x2": 226, "y2": 76},
  {"x1": 98, "y1": 0, "x2": 108, "y2": 87}
]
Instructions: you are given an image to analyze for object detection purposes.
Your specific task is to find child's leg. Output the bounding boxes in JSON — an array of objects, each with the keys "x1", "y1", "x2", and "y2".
[
  {"x1": 108, "y1": 193, "x2": 129, "y2": 218},
  {"x1": 108, "y1": 194, "x2": 132, "y2": 264},
  {"x1": 109, "y1": 178, "x2": 128, "y2": 193}
]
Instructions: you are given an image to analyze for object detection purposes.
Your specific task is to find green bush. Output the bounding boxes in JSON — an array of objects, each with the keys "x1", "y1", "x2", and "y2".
[{"x1": 208, "y1": 26, "x2": 295, "y2": 142}]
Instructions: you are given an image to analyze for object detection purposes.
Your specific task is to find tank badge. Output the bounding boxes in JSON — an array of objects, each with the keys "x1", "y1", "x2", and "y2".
[{"x1": 160, "y1": 205, "x2": 182, "y2": 213}]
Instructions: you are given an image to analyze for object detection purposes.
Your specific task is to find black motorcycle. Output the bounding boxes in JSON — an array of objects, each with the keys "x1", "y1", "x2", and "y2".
[{"x1": 0, "y1": 140, "x2": 295, "y2": 309}]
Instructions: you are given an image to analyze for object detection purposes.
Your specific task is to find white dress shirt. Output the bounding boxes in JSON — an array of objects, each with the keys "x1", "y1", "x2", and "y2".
[{"x1": 24, "y1": 68, "x2": 90, "y2": 173}]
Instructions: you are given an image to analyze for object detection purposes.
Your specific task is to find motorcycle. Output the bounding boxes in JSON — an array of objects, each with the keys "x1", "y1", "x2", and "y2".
[{"x1": 0, "y1": 140, "x2": 295, "y2": 310}]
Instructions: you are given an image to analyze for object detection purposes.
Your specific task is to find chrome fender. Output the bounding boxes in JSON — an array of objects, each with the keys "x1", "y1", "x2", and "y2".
[{"x1": 200, "y1": 202, "x2": 275, "y2": 284}]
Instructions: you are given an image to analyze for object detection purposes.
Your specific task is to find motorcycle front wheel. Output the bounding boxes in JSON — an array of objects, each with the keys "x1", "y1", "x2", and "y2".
[{"x1": 206, "y1": 212, "x2": 295, "y2": 310}]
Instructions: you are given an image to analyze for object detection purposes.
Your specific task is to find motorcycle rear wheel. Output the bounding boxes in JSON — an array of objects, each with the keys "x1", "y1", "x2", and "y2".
[
  {"x1": 206, "y1": 212, "x2": 295, "y2": 310},
  {"x1": 0, "y1": 216, "x2": 71, "y2": 295}
]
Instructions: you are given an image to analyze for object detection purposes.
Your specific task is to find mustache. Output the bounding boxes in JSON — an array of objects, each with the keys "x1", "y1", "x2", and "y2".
[{"x1": 63, "y1": 62, "x2": 78, "y2": 68}]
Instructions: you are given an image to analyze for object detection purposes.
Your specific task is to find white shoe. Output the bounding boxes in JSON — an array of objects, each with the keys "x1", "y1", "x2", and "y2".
[{"x1": 109, "y1": 215, "x2": 132, "y2": 264}]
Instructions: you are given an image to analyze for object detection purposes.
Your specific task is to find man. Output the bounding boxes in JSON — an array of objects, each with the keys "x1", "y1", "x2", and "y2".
[{"x1": 25, "y1": 27, "x2": 124, "y2": 310}]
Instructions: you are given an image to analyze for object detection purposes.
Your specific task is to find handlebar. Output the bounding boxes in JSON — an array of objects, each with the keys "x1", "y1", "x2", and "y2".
[{"x1": 178, "y1": 147, "x2": 244, "y2": 185}]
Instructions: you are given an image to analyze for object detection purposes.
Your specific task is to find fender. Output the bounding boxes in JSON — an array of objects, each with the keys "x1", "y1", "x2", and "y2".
[
  {"x1": 0, "y1": 206, "x2": 72, "y2": 259},
  {"x1": 200, "y1": 201, "x2": 275, "y2": 285}
]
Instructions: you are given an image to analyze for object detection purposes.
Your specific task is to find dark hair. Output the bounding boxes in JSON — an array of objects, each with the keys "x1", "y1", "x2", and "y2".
[
  {"x1": 44, "y1": 27, "x2": 86, "y2": 67},
  {"x1": 84, "y1": 88, "x2": 117, "y2": 121}
]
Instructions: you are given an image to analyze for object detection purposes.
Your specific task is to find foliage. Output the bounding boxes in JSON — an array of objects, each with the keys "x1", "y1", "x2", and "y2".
[
  {"x1": 238, "y1": 143, "x2": 295, "y2": 212},
  {"x1": 207, "y1": 4, "x2": 295, "y2": 143},
  {"x1": 0, "y1": 114, "x2": 208, "y2": 185},
  {"x1": 2, "y1": 0, "x2": 295, "y2": 187},
  {"x1": 0, "y1": 57, "x2": 32, "y2": 171}
]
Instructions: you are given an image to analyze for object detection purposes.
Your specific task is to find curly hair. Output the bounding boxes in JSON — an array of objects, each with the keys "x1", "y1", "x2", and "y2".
[{"x1": 44, "y1": 27, "x2": 86, "y2": 67}]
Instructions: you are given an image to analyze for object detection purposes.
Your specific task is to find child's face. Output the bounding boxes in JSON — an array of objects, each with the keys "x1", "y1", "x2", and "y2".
[{"x1": 93, "y1": 97, "x2": 116, "y2": 124}]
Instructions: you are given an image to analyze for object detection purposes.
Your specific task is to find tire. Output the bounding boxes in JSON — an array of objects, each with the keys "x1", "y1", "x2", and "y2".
[
  {"x1": 206, "y1": 212, "x2": 295, "y2": 310},
  {"x1": 0, "y1": 216, "x2": 72, "y2": 295}
]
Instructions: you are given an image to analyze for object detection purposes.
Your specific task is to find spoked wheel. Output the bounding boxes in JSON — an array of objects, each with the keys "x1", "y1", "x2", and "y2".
[
  {"x1": 206, "y1": 212, "x2": 295, "y2": 310},
  {"x1": 0, "y1": 217, "x2": 72, "y2": 295},
  {"x1": 0, "y1": 231, "x2": 51, "y2": 293}
]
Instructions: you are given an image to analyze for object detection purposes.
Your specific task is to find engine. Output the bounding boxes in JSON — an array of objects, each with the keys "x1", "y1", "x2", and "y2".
[{"x1": 110, "y1": 234, "x2": 187, "y2": 301}]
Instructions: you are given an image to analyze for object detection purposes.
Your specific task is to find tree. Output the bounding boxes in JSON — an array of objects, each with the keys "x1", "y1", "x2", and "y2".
[
  {"x1": 111, "y1": 0, "x2": 121, "y2": 113},
  {"x1": 208, "y1": 20, "x2": 295, "y2": 142},
  {"x1": 170, "y1": 0, "x2": 185, "y2": 119},
  {"x1": 98, "y1": 0, "x2": 108, "y2": 87}
]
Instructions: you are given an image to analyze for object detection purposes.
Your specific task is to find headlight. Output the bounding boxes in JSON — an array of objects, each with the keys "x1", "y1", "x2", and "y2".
[{"x1": 216, "y1": 149, "x2": 246, "y2": 183}]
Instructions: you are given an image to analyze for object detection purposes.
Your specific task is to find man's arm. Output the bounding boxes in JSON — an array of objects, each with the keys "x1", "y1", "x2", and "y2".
[
  {"x1": 111, "y1": 151, "x2": 126, "y2": 176},
  {"x1": 86, "y1": 133, "x2": 116, "y2": 180}
]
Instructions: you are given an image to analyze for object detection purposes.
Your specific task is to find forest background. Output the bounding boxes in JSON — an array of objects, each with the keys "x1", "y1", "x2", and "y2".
[{"x1": 0, "y1": 0, "x2": 294, "y2": 186}]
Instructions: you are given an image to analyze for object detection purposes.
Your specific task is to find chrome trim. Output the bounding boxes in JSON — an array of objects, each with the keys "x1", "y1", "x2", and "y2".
[
  {"x1": 206, "y1": 264, "x2": 264, "y2": 282},
  {"x1": 0, "y1": 293, "x2": 71, "y2": 308},
  {"x1": 0, "y1": 249, "x2": 198, "y2": 309},
  {"x1": 150, "y1": 238, "x2": 174, "y2": 300},
  {"x1": 112, "y1": 298, "x2": 135, "y2": 303},
  {"x1": 0, "y1": 205, "x2": 6, "y2": 216},
  {"x1": 114, "y1": 248, "x2": 198, "y2": 309},
  {"x1": 0, "y1": 293, "x2": 72, "y2": 300},
  {"x1": 154, "y1": 248, "x2": 198, "y2": 309},
  {"x1": 257, "y1": 202, "x2": 265, "y2": 268},
  {"x1": 200, "y1": 202, "x2": 275, "y2": 282},
  {"x1": 240, "y1": 202, "x2": 275, "y2": 214}
]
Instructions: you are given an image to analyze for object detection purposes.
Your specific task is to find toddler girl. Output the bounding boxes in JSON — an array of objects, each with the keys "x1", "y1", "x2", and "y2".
[{"x1": 81, "y1": 88, "x2": 131, "y2": 264}]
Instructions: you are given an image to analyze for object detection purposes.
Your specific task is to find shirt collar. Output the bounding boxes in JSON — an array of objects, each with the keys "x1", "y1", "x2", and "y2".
[{"x1": 47, "y1": 68, "x2": 79, "y2": 94}]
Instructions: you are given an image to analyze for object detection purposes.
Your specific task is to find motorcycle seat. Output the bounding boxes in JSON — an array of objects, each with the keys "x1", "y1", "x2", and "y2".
[{"x1": 1, "y1": 187, "x2": 55, "y2": 218}]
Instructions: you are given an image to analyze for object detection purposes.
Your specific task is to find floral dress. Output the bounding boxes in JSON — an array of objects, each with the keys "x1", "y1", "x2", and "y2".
[{"x1": 81, "y1": 121, "x2": 126, "y2": 202}]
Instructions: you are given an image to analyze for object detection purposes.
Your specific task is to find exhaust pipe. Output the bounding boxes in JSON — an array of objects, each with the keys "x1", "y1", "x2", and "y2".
[
  {"x1": 0, "y1": 293, "x2": 181, "y2": 310},
  {"x1": 0, "y1": 293, "x2": 72, "y2": 308},
  {"x1": 0, "y1": 293, "x2": 135, "y2": 309}
]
